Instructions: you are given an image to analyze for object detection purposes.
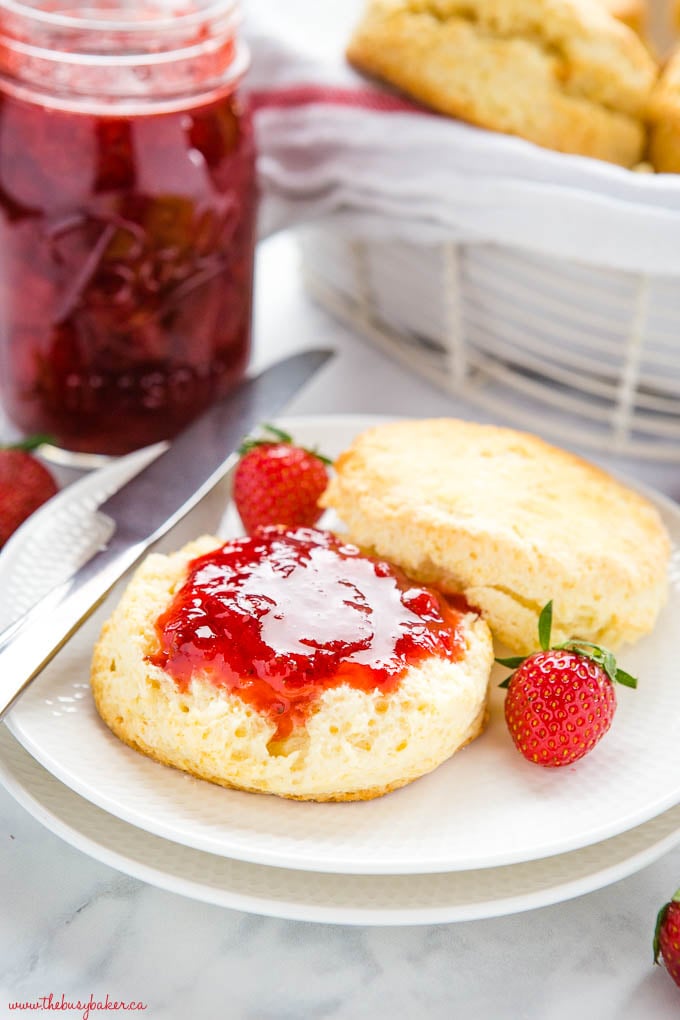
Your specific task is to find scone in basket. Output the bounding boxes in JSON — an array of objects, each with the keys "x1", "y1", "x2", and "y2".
[{"x1": 283, "y1": 0, "x2": 680, "y2": 462}]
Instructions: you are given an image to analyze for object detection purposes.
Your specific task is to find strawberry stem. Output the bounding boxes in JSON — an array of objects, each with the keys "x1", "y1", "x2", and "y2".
[
  {"x1": 654, "y1": 902, "x2": 670, "y2": 963},
  {"x1": 261, "y1": 423, "x2": 294, "y2": 444},
  {"x1": 495, "y1": 656, "x2": 526, "y2": 669},
  {"x1": 309, "y1": 446, "x2": 333, "y2": 467},
  {"x1": 613, "y1": 668, "x2": 637, "y2": 690},
  {"x1": 3, "y1": 434, "x2": 53, "y2": 453},
  {"x1": 497, "y1": 600, "x2": 638, "y2": 690},
  {"x1": 237, "y1": 422, "x2": 333, "y2": 466},
  {"x1": 538, "y1": 600, "x2": 553, "y2": 651},
  {"x1": 558, "y1": 640, "x2": 638, "y2": 689}
]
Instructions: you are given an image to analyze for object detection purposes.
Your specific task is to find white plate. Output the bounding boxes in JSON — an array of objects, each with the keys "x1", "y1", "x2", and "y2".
[
  {"x1": 3, "y1": 415, "x2": 680, "y2": 875},
  {"x1": 2, "y1": 723, "x2": 680, "y2": 926}
]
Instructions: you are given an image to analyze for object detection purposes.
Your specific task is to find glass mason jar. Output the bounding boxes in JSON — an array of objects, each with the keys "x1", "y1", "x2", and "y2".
[{"x1": 0, "y1": 0, "x2": 256, "y2": 459}]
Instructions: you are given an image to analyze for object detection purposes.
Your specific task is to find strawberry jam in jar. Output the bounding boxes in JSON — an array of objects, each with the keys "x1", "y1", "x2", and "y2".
[{"x1": 0, "y1": 1, "x2": 256, "y2": 458}]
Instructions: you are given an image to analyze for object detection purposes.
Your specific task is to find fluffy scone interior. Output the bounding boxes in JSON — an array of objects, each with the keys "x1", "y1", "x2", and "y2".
[
  {"x1": 347, "y1": 0, "x2": 657, "y2": 166},
  {"x1": 320, "y1": 419, "x2": 671, "y2": 654},
  {"x1": 91, "y1": 535, "x2": 494, "y2": 802}
]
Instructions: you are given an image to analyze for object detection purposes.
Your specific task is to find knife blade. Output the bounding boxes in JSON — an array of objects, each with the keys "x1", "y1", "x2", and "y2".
[{"x1": 0, "y1": 348, "x2": 332, "y2": 720}]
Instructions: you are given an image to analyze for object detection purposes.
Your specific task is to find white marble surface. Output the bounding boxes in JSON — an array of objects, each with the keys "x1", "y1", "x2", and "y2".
[{"x1": 1, "y1": 233, "x2": 680, "y2": 1019}]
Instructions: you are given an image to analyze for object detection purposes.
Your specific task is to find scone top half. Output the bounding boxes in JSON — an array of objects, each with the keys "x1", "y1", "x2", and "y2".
[
  {"x1": 321, "y1": 419, "x2": 670, "y2": 654},
  {"x1": 348, "y1": 0, "x2": 657, "y2": 166}
]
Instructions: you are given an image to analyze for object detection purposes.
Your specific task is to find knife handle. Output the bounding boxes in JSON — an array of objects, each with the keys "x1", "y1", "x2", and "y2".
[{"x1": 0, "y1": 539, "x2": 144, "y2": 721}]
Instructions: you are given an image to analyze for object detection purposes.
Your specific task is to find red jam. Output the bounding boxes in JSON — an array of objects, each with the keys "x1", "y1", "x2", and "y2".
[
  {"x1": 149, "y1": 527, "x2": 468, "y2": 739},
  {"x1": 0, "y1": 91, "x2": 256, "y2": 455},
  {"x1": 0, "y1": 2, "x2": 256, "y2": 456}
]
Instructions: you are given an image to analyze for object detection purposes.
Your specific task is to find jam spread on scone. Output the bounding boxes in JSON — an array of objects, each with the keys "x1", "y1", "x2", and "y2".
[{"x1": 149, "y1": 526, "x2": 467, "y2": 737}]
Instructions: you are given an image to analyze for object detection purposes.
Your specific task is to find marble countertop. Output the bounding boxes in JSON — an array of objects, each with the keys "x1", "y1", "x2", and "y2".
[{"x1": 1, "y1": 233, "x2": 680, "y2": 1020}]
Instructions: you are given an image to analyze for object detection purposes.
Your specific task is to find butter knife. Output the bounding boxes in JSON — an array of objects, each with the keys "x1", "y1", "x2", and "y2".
[{"x1": 0, "y1": 348, "x2": 332, "y2": 720}]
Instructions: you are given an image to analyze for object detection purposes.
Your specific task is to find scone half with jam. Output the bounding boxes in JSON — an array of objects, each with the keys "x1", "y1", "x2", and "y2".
[{"x1": 91, "y1": 526, "x2": 494, "y2": 801}]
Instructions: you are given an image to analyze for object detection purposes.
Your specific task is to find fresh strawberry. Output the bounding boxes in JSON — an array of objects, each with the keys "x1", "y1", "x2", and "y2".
[
  {"x1": 0, "y1": 436, "x2": 58, "y2": 547},
  {"x1": 498, "y1": 602, "x2": 637, "y2": 767},
  {"x1": 233, "y1": 424, "x2": 331, "y2": 535},
  {"x1": 655, "y1": 889, "x2": 680, "y2": 988}
]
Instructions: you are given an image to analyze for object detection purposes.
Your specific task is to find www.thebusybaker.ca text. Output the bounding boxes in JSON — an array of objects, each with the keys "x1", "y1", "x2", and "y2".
[{"x1": 7, "y1": 993, "x2": 148, "y2": 1020}]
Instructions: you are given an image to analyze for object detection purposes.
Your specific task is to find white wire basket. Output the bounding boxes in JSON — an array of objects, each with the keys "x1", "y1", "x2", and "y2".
[{"x1": 298, "y1": 227, "x2": 680, "y2": 461}]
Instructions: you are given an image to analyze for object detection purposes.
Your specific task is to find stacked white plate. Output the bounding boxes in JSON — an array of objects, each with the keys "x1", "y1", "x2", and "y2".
[{"x1": 2, "y1": 416, "x2": 680, "y2": 925}]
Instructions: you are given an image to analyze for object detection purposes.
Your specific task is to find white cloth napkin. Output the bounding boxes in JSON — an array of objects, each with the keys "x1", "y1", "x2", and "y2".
[{"x1": 245, "y1": 1, "x2": 680, "y2": 274}]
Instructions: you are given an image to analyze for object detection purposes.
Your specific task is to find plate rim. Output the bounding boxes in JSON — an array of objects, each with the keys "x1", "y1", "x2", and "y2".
[{"x1": 2, "y1": 723, "x2": 680, "y2": 926}]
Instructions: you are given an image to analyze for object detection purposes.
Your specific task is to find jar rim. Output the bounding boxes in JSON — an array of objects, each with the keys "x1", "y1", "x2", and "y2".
[
  {"x1": 0, "y1": 0, "x2": 237, "y2": 35},
  {"x1": 0, "y1": 0, "x2": 247, "y2": 107},
  {"x1": 2, "y1": 20, "x2": 242, "y2": 69}
]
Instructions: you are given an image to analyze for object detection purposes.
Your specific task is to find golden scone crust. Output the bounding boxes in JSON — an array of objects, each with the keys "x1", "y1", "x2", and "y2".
[
  {"x1": 648, "y1": 48, "x2": 680, "y2": 173},
  {"x1": 598, "y1": 0, "x2": 645, "y2": 36},
  {"x1": 320, "y1": 419, "x2": 670, "y2": 654},
  {"x1": 347, "y1": 0, "x2": 657, "y2": 166},
  {"x1": 91, "y1": 536, "x2": 494, "y2": 802}
]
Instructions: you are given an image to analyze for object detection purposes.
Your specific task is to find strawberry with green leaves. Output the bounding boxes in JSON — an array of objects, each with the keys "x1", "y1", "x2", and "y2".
[
  {"x1": 655, "y1": 890, "x2": 680, "y2": 988},
  {"x1": 498, "y1": 602, "x2": 637, "y2": 767},
  {"x1": 233, "y1": 424, "x2": 331, "y2": 535}
]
